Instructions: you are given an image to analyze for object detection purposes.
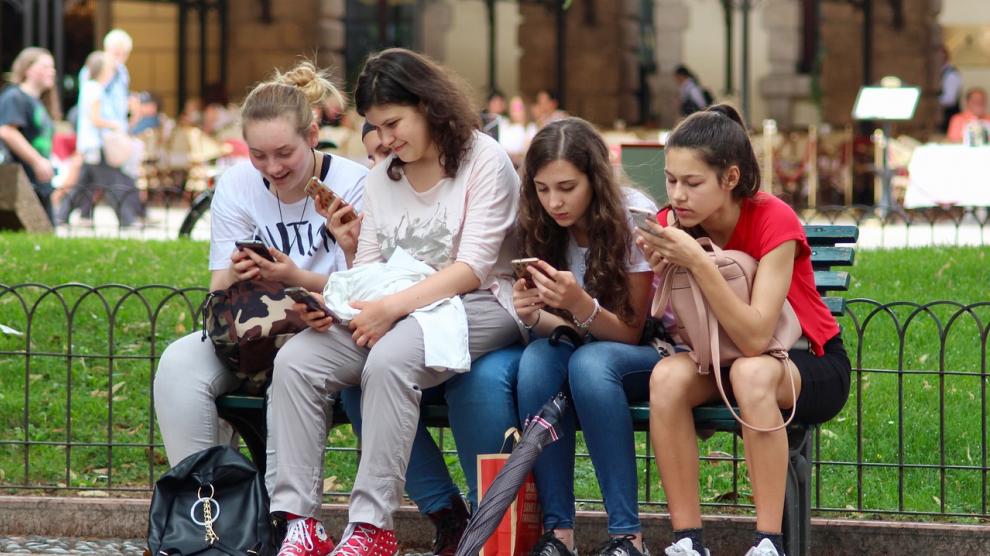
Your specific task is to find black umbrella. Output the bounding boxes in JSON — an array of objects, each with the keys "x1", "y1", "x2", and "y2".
[{"x1": 454, "y1": 392, "x2": 569, "y2": 556}]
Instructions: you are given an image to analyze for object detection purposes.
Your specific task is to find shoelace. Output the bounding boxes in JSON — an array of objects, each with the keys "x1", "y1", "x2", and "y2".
[
  {"x1": 281, "y1": 520, "x2": 315, "y2": 554},
  {"x1": 334, "y1": 524, "x2": 374, "y2": 556},
  {"x1": 745, "y1": 540, "x2": 779, "y2": 556},
  {"x1": 595, "y1": 535, "x2": 637, "y2": 556}
]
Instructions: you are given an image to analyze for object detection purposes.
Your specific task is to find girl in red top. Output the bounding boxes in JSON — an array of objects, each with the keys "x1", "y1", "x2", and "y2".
[{"x1": 638, "y1": 104, "x2": 851, "y2": 556}]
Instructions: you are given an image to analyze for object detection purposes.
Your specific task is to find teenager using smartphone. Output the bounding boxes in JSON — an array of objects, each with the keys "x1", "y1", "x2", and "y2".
[
  {"x1": 268, "y1": 49, "x2": 523, "y2": 556},
  {"x1": 512, "y1": 117, "x2": 672, "y2": 556}
]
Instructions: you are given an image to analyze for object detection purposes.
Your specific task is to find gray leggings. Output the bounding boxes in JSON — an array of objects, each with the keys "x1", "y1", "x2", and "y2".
[
  {"x1": 154, "y1": 331, "x2": 241, "y2": 467},
  {"x1": 268, "y1": 290, "x2": 519, "y2": 529}
]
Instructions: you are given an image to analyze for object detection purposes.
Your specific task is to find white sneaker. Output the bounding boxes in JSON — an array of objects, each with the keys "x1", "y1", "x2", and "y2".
[
  {"x1": 663, "y1": 538, "x2": 709, "y2": 556},
  {"x1": 744, "y1": 539, "x2": 780, "y2": 556}
]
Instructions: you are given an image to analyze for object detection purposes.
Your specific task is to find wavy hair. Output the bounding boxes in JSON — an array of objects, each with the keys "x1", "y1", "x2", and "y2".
[
  {"x1": 354, "y1": 48, "x2": 479, "y2": 181},
  {"x1": 518, "y1": 117, "x2": 636, "y2": 324}
]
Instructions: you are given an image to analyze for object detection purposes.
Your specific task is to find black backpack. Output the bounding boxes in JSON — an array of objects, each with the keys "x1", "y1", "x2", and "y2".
[{"x1": 148, "y1": 446, "x2": 275, "y2": 555}]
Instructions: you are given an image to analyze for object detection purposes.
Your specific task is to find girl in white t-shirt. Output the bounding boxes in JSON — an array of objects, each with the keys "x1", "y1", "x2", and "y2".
[
  {"x1": 269, "y1": 48, "x2": 522, "y2": 556},
  {"x1": 153, "y1": 61, "x2": 367, "y2": 501},
  {"x1": 512, "y1": 117, "x2": 669, "y2": 556}
]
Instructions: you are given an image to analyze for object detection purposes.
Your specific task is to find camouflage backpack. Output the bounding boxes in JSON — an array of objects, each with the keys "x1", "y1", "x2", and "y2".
[{"x1": 202, "y1": 280, "x2": 306, "y2": 394}]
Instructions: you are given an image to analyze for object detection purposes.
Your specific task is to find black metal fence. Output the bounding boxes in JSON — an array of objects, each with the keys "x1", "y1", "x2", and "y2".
[
  {"x1": 53, "y1": 200, "x2": 990, "y2": 249},
  {"x1": 1, "y1": 283, "x2": 989, "y2": 520}
]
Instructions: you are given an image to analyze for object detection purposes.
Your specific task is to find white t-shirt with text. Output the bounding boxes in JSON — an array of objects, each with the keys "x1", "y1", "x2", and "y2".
[{"x1": 208, "y1": 153, "x2": 367, "y2": 275}]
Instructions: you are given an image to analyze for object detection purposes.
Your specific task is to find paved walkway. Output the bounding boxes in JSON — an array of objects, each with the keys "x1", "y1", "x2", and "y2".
[{"x1": 0, "y1": 537, "x2": 145, "y2": 555}]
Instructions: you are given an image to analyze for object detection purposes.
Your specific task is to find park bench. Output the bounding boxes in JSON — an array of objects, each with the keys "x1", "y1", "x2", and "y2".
[{"x1": 216, "y1": 224, "x2": 858, "y2": 556}]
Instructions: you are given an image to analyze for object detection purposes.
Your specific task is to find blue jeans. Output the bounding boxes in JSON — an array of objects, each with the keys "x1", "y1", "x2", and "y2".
[
  {"x1": 516, "y1": 338, "x2": 661, "y2": 534},
  {"x1": 341, "y1": 344, "x2": 524, "y2": 513}
]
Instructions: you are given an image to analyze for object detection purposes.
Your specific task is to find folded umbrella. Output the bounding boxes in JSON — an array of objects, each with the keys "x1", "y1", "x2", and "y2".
[{"x1": 454, "y1": 392, "x2": 568, "y2": 556}]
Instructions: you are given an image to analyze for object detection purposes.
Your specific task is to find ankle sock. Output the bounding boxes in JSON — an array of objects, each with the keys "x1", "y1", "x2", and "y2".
[
  {"x1": 673, "y1": 528, "x2": 705, "y2": 553},
  {"x1": 754, "y1": 531, "x2": 784, "y2": 555}
]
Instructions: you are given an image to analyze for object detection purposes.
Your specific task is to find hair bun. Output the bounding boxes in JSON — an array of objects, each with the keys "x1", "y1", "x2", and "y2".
[{"x1": 275, "y1": 60, "x2": 345, "y2": 111}]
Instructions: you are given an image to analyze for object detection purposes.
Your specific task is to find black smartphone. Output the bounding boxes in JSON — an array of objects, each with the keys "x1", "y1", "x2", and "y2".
[
  {"x1": 284, "y1": 286, "x2": 332, "y2": 319},
  {"x1": 628, "y1": 207, "x2": 661, "y2": 237},
  {"x1": 234, "y1": 240, "x2": 276, "y2": 262}
]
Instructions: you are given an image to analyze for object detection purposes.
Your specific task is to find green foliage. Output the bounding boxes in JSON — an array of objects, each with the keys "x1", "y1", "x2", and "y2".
[{"x1": 0, "y1": 234, "x2": 987, "y2": 519}]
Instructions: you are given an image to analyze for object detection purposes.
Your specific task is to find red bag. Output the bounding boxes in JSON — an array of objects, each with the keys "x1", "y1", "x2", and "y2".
[{"x1": 477, "y1": 442, "x2": 542, "y2": 556}]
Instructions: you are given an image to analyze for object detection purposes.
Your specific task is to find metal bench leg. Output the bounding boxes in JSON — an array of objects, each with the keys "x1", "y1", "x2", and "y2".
[
  {"x1": 782, "y1": 426, "x2": 813, "y2": 556},
  {"x1": 217, "y1": 404, "x2": 268, "y2": 476}
]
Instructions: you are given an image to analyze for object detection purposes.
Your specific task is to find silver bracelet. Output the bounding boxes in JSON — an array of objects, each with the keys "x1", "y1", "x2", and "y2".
[
  {"x1": 523, "y1": 310, "x2": 542, "y2": 330},
  {"x1": 573, "y1": 298, "x2": 601, "y2": 330}
]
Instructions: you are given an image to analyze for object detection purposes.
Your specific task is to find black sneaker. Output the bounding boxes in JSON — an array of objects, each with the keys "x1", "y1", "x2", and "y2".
[
  {"x1": 530, "y1": 531, "x2": 578, "y2": 556},
  {"x1": 427, "y1": 494, "x2": 470, "y2": 556},
  {"x1": 594, "y1": 535, "x2": 649, "y2": 556}
]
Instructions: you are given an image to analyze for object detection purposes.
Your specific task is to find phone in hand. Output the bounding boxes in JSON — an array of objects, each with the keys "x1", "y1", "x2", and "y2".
[
  {"x1": 628, "y1": 207, "x2": 662, "y2": 237},
  {"x1": 510, "y1": 257, "x2": 542, "y2": 288},
  {"x1": 305, "y1": 177, "x2": 355, "y2": 223},
  {"x1": 284, "y1": 287, "x2": 333, "y2": 319},
  {"x1": 235, "y1": 239, "x2": 276, "y2": 262}
]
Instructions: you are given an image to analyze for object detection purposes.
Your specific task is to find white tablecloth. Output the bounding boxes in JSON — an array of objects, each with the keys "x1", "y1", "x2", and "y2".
[{"x1": 905, "y1": 145, "x2": 990, "y2": 208}]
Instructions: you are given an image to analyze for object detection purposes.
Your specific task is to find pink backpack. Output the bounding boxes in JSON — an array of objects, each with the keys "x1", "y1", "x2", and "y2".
[{"x1": 652, "y1": 238, "x2": 803, "y2": 432}]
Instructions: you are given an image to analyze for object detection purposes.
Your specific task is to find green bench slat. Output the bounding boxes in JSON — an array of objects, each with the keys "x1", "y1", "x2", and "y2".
[
  {"x1": 813, "y1": 270, "x2": 849, "y2": 293},
  {"x1": 822, "y1": 296, "x2": 845, "y2": 316},
  {"x1": 810, "y1": 246, "x2": 855, "y2": 269},
  {"x1": 217, "y1": 397, "x2": 749, "y2": 433},
  {"x1": 803, "y1": 225, "x2": 858, "y2": 246}
]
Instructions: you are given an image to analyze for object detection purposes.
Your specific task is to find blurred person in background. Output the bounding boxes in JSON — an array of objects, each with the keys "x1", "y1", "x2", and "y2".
[
  {"x1": 129, "y1": 91, "x2": 162, "y2": 135},
  {"x1": 533, "y1": 89, "x2": 567, "y2": 128},
  {"x1": 498, "y1": 95, "x2": 536, "y2": 168},
  {"x1": 937, "y1": 46, "x2": 963, "y2": 134},
  {"x1": 674, "y1": 65, "x2": 712, "y2": 118},
  {"x1": 947, "y1": 87, "x2": 990, "y2": 145},
  {"x1": 58, "y1": 51, "x2": 143, "y2": 228},
  {"x1": 0, "y1": 47, "x2": 60, "y2": 222}
]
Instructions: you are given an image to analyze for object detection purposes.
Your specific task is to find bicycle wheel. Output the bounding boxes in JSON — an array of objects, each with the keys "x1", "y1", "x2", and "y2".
[{"x1": 178, "y1": 188, "x2": 213, "y2": 239}]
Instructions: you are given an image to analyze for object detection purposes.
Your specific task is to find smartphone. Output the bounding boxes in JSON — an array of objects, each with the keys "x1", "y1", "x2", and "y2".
[
  {"x1": 284, "y1": 287, "x2": 332, "y2": 319},
  {"x1": 628, "y1": 207, "x2": 662, "y2": 237},
  {"x1": 305, "y1": 177, "x2": 355, "y2": 224},
  {"x1": 234, "y1": 240, "x2": 276, "y2": 262},
  {"x1": 510, "y1": 257, "x2": 541, "y2": 288}
]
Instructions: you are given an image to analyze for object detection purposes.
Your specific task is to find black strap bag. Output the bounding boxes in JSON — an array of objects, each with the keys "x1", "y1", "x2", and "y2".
[{"x1": 147, "y1": 445, "x2": 275, "y2": 555}]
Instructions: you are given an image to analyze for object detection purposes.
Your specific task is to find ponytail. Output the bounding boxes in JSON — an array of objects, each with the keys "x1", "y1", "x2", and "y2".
[{"x1": 665, "y1": 103, "x2": 760, "y2": 199}]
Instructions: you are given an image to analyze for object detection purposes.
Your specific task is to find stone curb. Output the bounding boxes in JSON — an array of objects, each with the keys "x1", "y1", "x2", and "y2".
[{"x1": 1, "y1": 496, "x2": 989, "y2": 554}]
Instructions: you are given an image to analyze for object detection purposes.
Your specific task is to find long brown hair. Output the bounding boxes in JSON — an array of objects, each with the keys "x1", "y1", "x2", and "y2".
[
  {"x1": 8, "y1": 47, "x2": 61, "y2": 120},
  {"x1": 518, "y1": 117, "x2": 636, "y2": 324},
  {"x1": 353, "y1": 48, "x2": 479, "y2": 181}
]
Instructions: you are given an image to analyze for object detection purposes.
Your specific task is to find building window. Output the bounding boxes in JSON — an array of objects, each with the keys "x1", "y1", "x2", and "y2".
[{"x1": 345, "y1": 0, "x2": 422, "y2": 86}]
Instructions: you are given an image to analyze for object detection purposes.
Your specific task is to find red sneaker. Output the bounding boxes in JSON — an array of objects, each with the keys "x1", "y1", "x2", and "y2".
[
  {"x1": 330, "y1": 522, "x2": 398, "y2": 556},
  {"x1": 278, "y1": 517, "x2": 337, "y2": 556}
]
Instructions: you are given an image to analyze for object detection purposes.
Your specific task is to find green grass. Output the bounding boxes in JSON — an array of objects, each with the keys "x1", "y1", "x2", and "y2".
[{"x1": 1, "y1": 233, "x2": 988, "y2": 520}]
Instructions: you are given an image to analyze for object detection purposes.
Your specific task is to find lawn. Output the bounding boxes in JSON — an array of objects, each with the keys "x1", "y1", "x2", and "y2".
[{"x1": 0, "y1": 233, "x2": 988, "y2": 520}]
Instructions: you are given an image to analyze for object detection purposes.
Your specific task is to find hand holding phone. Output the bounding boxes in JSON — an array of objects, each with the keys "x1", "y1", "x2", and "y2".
[
  {"x1": 306, "y1": 177, "x2": 355, "y2": 223},
  {"x1": 235, "y1": 240, "x2": 276, "y2": 262},
  {"x1": 284, "y1": 287, "x2": 332, "y2": 319},
  {"x1": 628, "y1": 207, "x2": 662, "y2": 238},
  {"x1": 510, "y1": 257, "x2": 542, "y2": 288}
]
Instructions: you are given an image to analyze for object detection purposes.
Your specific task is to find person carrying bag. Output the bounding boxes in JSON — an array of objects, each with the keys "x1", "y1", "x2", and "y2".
[{"x1": 636, "y1": 104, "x2": 852, "y2": 556}]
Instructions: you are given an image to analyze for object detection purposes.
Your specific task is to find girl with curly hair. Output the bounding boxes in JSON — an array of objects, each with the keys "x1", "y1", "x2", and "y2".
[
  {"x1": 268, "y1": 48, "x2": 522, "y2": 556},
  {"x1": 513, "y1": 117, "x2": 671, "y2": 556}
]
